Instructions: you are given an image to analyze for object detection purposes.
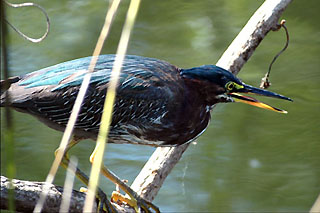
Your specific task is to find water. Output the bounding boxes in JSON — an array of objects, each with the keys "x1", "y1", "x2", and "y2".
[{"x1": 1, "y1": 0, "x2": 320, "y2": 212}]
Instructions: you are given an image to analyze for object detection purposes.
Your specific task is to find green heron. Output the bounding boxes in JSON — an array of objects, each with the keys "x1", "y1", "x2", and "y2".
[{"x1": 0, "y1": 54, "x2": 292, "y2": 212}]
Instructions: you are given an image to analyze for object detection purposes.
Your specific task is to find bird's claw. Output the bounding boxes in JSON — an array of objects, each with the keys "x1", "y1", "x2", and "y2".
[
  {"x1": 79, "y1": 186, "x2": 88, "y2": 193},
  {"x1": 110, "y1": 190, "x2": 160, "y2": 213},
  {"x1": 111, "y1": 191, "x2": 138, "y2": 210}
]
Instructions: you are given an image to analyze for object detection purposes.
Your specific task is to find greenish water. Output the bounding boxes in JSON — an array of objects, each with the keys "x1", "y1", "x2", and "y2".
[{"x1": 1, "y1": 0, "x2": 320, "y2": 212}]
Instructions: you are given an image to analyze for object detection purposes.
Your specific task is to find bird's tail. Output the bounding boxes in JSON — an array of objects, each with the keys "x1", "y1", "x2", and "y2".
[{"x1": 0, "y1": 76, "x2": 20, "y2": 107}]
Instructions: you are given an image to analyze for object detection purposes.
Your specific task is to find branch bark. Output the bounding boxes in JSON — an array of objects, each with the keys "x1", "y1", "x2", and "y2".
[
  {"x1": 0, "y1": 0, "x2": 292, "y2": 212},
  {"x1": 0, "y1": 176, "x2": 131, "y2": 213},
  {"x1": 130, "y1": 0, "x2": 292, "y2": 202},
  {"x1": 0, "y1": 175, "x2": 94, "y2": 213}
]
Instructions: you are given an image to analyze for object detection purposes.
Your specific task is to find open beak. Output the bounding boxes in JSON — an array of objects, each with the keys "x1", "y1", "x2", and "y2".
[{"x1": 229, "y1": 84, "x2": 292, "y2": 114}]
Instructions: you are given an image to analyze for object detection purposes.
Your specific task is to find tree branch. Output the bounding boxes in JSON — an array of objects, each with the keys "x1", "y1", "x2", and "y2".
[
  {"x1": 0, "y1": 175, "x2": 93, "y2": 213},
  {"x1": 0, "y1": 176, "x2": 133, "y2": 212}
]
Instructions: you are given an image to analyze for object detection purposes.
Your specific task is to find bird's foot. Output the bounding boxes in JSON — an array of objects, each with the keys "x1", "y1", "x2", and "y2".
[
  {"x1": 79, "y1": 187, "x2": 88, "y2": 193},
  {"x1": 109, "y1": 181, "x2": 159, "y2": 213},
  {"x1": 110, "y1": 190, "x2": 159, "y2": 213},
  {"x1": 110, "y1": 180, "x2": 136, "y2": 208},
  {"x1": 99, "y1": 166, "x2": 160, "y2": 212},
  {"x1": 111, "y1": 191, "x2": 137, "y2": 210}
]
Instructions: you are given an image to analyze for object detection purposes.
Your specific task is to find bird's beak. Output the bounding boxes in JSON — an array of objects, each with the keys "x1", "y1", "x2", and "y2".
[{"x1": 229, "y1": 84, "x2": 292, "y2": 114}]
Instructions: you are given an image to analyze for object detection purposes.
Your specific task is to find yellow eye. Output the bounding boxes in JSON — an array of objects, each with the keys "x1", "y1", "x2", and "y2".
[
  {"x1": 225, "y1": 81, "x2": 244, "y2": 91},
  {"x1": 225, "y1": 82, "x2": 235, "y2": 91}
]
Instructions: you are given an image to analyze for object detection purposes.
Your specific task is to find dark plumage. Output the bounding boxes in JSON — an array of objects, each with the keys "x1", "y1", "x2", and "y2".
[{"x1": 0, "y1": 54, "x2": 291, "y2": 146}]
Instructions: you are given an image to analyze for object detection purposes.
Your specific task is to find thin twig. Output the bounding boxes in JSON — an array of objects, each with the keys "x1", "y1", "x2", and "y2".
[
  {"x1": 5, "y1": 1, "x2": 50, "y2": 43},
  {"x1": 260, "y1": 19, "x2": 289, "y2": 89}
]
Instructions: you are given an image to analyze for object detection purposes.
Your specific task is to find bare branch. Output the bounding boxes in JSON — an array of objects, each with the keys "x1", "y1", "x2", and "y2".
[
  {"x1": 0, "y1": 176, "x2": 134, "y2": 212},
  {"x1": 0, "y1": 176, "x2": 92, "y2": 213}
]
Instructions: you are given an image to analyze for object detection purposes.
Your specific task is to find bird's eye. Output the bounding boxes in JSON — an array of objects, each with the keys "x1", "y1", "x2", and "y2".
[
  {"x1": 225, "y1": 82, "x2": 235, "y2": 91},
  {"x1": 225, "y1": 81, "x2": 244, "y2": 91}
]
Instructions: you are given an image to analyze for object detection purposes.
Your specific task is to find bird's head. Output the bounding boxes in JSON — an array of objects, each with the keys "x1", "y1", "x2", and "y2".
[{"x1": 180, "y1": 65, "x2": 292, "y2": 113}]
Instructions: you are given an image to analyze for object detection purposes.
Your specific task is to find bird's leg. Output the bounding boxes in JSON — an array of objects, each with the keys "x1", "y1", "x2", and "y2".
[
  {"x1": 55, "y1": 138, "x2": 116, "y2": 213},
  {"x1": 90, "y1": 151, "x2": 160, "y2": 213}
]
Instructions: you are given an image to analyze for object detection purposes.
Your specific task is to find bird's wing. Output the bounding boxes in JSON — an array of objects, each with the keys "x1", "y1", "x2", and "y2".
[
  {"x1": 9, "y1": 55, "x2": 183, "y2": 134},
  {"x1": 18, "y1": 55, "x2": 180, "y2": 100}
]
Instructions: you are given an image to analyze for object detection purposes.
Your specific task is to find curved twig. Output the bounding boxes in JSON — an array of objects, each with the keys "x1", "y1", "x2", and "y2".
[
  {"x1": 5, "y1": 1, "x2": 50, "y2": 43},
  {"x1": 260, "y1": 19, "x2": 290, "y2": 89}
]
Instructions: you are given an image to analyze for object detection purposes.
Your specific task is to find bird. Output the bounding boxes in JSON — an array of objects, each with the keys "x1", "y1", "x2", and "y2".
[{"x1": 0, "y1": 54, "x2": 292, "y2": 212}]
